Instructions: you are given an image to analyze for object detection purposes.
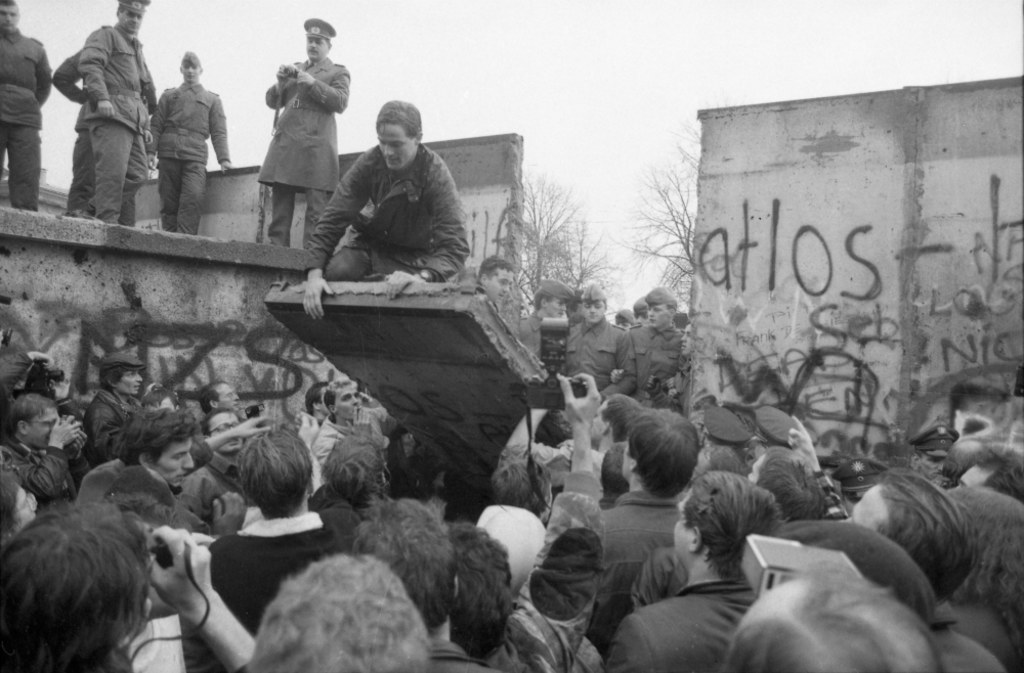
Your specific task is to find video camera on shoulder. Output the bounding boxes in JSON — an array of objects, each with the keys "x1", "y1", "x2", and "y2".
[
  {"x1": 19, "y1": 359, "x2": 65, "y2": 400},
  {"x1": 526, "y1": 318, "x2": 586, "y2": 410},
  {"x1": 742, "y1": 534, "x2": 860, "y2": 597}
]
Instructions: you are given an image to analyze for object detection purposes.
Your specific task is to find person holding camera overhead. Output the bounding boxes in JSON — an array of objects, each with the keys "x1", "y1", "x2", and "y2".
[{"x1": 258, "y1": 18, "x2": 350, "y2": 248}]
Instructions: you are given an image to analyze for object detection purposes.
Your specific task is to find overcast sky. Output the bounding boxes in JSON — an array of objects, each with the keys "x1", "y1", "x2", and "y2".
[{"x1": 20, "y1": 0, "x2": 1024, "y2": 305}]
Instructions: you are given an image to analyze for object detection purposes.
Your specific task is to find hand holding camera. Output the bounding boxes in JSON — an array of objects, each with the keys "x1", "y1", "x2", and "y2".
[{"x1": 277, "y1": 64, "x2": 299, "y2": 80}]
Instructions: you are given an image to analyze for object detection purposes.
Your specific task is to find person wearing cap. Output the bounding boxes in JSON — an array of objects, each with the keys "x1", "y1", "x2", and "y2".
[
  {"x1": 628, "y1": 287, "x2": 686, "y2": 410},
  {"x1": 78, "y1": 0, "x2": 157, "y2": 226},
  {"x1": 148, "y1": 51, "x2": 231, "y2": 235},
  {"x1": 632, "y1": 298, "x2": 649, "y2": 327},
  {"x1": 831, "y1": 455, "x2": 887, "y2": 508},
  {"x1": 613, "y1": 309, "x2": 636, "y2": 328},
  {"x1": 1, "y1": 0, "x2": 51, "y2": 212},
  {"x1": 566, "y1": 284, "x2": 635, "y2": 397},
  {"x1": 909, "y1": 423, "x2": 960, "y2": 486},
  {"x1": 303, "y1": 101, "x2": 470, "y2": 317},
  {"x1": 260, "y1": 18, "x2": 350, "y2": 248},
  {"x1": 83, "y1": 351, "x2": 145, "y2": 466},
  {"x1": 518, "y1": 278, "x2": 576, "y2": 354}
]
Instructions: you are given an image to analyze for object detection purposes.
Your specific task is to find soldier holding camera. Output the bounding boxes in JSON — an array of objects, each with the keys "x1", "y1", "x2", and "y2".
[
  {"x1": 258, "y1": 18, "x2": 350, "y2": 248},
  {"x1": 566, "y1": 284, "x2": 636, "y2": 398},
  {"x1": 628, "y1": 287, "x2": 687, "y2": 411}
]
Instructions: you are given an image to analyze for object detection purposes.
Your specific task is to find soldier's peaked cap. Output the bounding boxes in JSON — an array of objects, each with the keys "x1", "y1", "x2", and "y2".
[
  {"x1": 908, "y1": 423, "x2": 960, "y2": 459},
  {"x1": 304, "y1": 18, "x2": 336, "y2": 40},
  {"x1": 754, "y1": 406, "x2": 800, "y2": 447},
  {"x1": 703, "y1": 406, "x2": 753, "y2": 446},
  {"x1": 537, "y1": 279, "x2": 575, "y2": 302},
  {"x1": 118, "y1": 0, "x2": 150, "y2": 12}
]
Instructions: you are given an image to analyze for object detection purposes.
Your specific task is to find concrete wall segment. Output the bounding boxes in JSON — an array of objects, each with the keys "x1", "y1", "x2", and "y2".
[{"x1": 692, "y1": 78, "x2": 1022, "y2": 462}]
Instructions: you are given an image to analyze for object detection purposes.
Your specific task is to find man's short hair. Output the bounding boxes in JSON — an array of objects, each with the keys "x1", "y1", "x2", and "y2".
[
  {"x1": 119, "y1": 408, "x2": 198, "y2": 466},
  {"x1": 200, "y1": 408, "x2": 236, "y2": 437},
  {"x1": 600, "y1": 445, "x2": 630, "y2": 500},
  {"x1": 140, "y1": 385, "x2": 179, "y2": 410},
  {"x1": 448, "y1": 522, "x2": 513, "y2": 659},
  {"x1": 353, "y1": 499, "x2": 456, "y2": 633},
  {"x1": 755, "y1": 447, "x2": 826, "y2": 522},
  {"x1": 693, "y1": 445, "x2": 748, "y2": 480},
  {"x1": 0, "y1": 504, "x2": 150, "y2": 673},
  {"x1": 627, "y1": 409, "x2": 700, "y2": 498},
  {"x1": 871, "y1": 469, "x2": 975, "y2": 601},
  {"x1": 722, "y1": 572, "x2": 940, "y2": 673},
  {"x1": 491, "y1": 448, "x2": 552, "y2": 518},
  {"x1": 10, "y1": 392, "x2": 55, "y2": 431},
  {"x1": 602, "y1": 393, "x2": 642, "y2": 443},
  {"x1": 682, "y1": 471, "x2": 781, "y2": 581},
  {"x1": 303, "y1": 381, "x2": 330, "y2": 415},
  {"x1": 238, "y1": 430, "x2": 312, "y2": 519},
  {"x1": 479, "y1": 255, "x2": 514, "y2": 279},
  {"x1": 250, "y1": 554, "x2": 429, "y2": 673},
  {"x1": 321, "y1": 445, "x2": 387, "y2": 511},
  {"x1": 376, "y1": 100, "x2": 423, "y2": 139},
  {"x1": 198, "y1": 380, "x2": 228, "y2": 414}
]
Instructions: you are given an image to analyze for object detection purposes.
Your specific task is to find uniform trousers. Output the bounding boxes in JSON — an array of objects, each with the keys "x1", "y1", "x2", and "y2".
[
  {"x1": 158, "y1": 158, "x2": 207, "y2": 234},
  {"x1": 66, "y1": 129, "x2": 95, "y2": 215},
  {"x1": 89, "y1": 121, "x2": 147, "y2": 225},
  {"x1": 0, "y1": 123, "x2": 41, "y2": 211},
  {"x1": 267, "y1": 183, "x2": 327, "y2": 248}
]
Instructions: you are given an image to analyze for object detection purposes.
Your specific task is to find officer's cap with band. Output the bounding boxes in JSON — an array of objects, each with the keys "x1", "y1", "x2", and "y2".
[
  {"x1": 304, "y1": 18, "x2": 336, "y2": 40},
  {"x1": 908, "y1": 423, "x2": 960, "y2": 460},
  {"x1": 118, "y1": 0, "x2": 150, "y2": 13}
]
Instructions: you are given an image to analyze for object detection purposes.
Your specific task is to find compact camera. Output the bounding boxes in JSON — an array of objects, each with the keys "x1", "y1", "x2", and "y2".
[
  {"x1": 244, "y1": 403, "x2": 265, "y2": 419},
  {"x1": 741, "y1": 534, "x2": 860, "y2": 597},
  {"x1": 525, "y1": 318, "x2": 586, "y2": 410}
]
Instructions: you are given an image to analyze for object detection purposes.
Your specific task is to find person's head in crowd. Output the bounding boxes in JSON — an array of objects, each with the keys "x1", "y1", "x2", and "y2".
[
  {"x1": 693, "y1": 444, "x2": 748, "y2": 480},
  {"x1": 327, "y1": 376, "x2": 362, "y2": 424},
  {"x1": 140, "y1": 384, "x2": 180, "y2": 410},
  {"x1": 106, "y1": 489, "x2": 180, "y2": 528},
  {"x1": 624, "y1": 409, "x2": 699, "y2": 498},
  {"x1": 491, "y1": 447, "x2": 552, "y2": 520},
  {"x1": 250, "y1": 554, "x2": 429, "y2": 673},
  {"x1": 959, "y1": 447, "x2": 1024, "y2": 502},
  {"x1": 752, "y1": 446, "x2": 826, "y2": 522},
  {"x1": 321, "y1": 443, "x2": 387, "y2": 512},
  {"x1": 949, "y1": 487, "x2": 1024, "y2": 661},
  {"x1": 632, "y1": 297, "x2": 649, "y2": 326},
  {"x1": 303, "y1": 381, "x2": 331, "y2": 423},
  {"x1": 9, "y1": 392, "x2": 58, "y2": 451},
  {"x1": 851, "y1": 469, "x2": 974, "y2": 602},
  {"x1": 98, "y1": 352, "x2": 145, "y2": 397},
  {"x1": 239, "y1": 429, "x2": 312, "y2": 519},
  {"x1": 198, "y1": 380, "x2": 241, "y2": 416},
  {"x1": 107, "y1": 465, "x2": 177, "y2": 509},
  {"x1": 777, "y1": 520, "x2": 936, "y2": 623},
  {"x1": 447, "y1": 522, "x2": 513, "y2": 660},
  {"x1": 533, "y1": 279, "x2": 574, "y2": 318},
  {"x1": 644, "y1": 287, "x2": 677, "y2": 332},
  {"x1": 354, "y1": 499, "x2": 456, "y2": 637},
  {"x1": 0, "y1": 469, "x2": 36, "y2": 545},
  {"x1": 1, "y1": 503, "x2": 151, "y2": 673},
  {"x1": 677, "y1": 472, "x2": 781, "y2": 582},
  {"x1": 580, "y1": 284, "x2": 608, "y2": 327},
  {"x1": 722, "y1": 570, "x2": 940, "y2": 673},
  {"x1": 376, "y1": 100, "x2": 424, "y2": 172},
  {"x1": 831, "y1": 456, "x2": 888, "y2": 509},
  {"x1": 614, "y1": 308, "x2": 636, "y2": 328},
  {"x1": 476, "y1": 504, "x2": 546, "y2": 597},
  {"x1": 601, "y1": 445, "x2": 630, "y2": 502},
  {"x1": 120, "y1": 408, "x2": 197, "y2": 489},
  {"x1": 602, "y1": 393, "x2": 643, "y2": 444},
  {"x1": 478, "y1": 256, "x2": 515, "y2": 305},
  {"x1": 202, "y1": 408, "x2": 243, "y2": 455}
]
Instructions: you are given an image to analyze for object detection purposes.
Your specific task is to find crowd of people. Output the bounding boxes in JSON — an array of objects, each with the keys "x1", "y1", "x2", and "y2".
[{"x1": 2, "y1": 316, "x2": 1023, "y2": 673}]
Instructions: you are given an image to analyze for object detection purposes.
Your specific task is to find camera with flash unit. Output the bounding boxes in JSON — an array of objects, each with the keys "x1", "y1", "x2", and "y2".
[{"x1": 525, "y1": 318, "x2": 586, "y2": 410}]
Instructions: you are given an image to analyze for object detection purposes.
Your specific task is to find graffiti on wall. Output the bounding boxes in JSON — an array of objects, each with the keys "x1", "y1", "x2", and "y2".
[{"x1": 693, "y1": 171, "x2": 1023, "y2": 459}]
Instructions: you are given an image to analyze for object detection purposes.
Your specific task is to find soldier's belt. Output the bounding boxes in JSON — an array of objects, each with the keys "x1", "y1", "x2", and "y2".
[{"x1": 106, "y1": 86, "x2": 141, "y2": 98}]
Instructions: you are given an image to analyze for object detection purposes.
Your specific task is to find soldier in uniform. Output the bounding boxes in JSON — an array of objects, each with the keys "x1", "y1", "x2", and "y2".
[
  {"x1": 909, "y1": 423, "x2": 960, "y2": 487},
  {"x1": 632, "y1": 297, "x2": 650, "y2": 327},
  {"x1": 52, "y1": 50, "x2": 95, "y2": 217},
  {"x1": 0, "y1": 0, "x2": 51, "y2": 211},
  {"x1": 518, "y1": 278, "x2": 575, "y2": 354},
  {"x1": 566, "y1": 284, "x2": 635, "y2": 397},
  {"x1": 149, "y1": 51, "x2": 231, "y2": 234},
  {"x1": 259, "y1": 18, "x2": 350, "y2": 248},
  {"x1": 79, "y1": 0, "x2": 156, "y2": 225},
  {"x1": 629, "y1": 287, "x2": 686, "y2": 409}
]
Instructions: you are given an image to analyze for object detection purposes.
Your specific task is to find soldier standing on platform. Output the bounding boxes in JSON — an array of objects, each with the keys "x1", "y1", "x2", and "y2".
[
  {"x1": 0, "y1": 0, "x2": 51, "y2": 211},
  {"x1": 259, "y1": 18, "x2": 350, "y2": 248},
  {"x1": 78, "y1": 0, "x2": 156, "y2": 225},
  {"x1": 52, "y1": 49, "x2": 94, "y2": 218},
  {"x1": 566, "y1": 284, "x2": 636, "y2": 398},
  {"x1": 149, "y1": 51, "x2": 231, "y2": 235},
  {"x1": 629, "y1": 287, "x2": 686, "y2": 411}
]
